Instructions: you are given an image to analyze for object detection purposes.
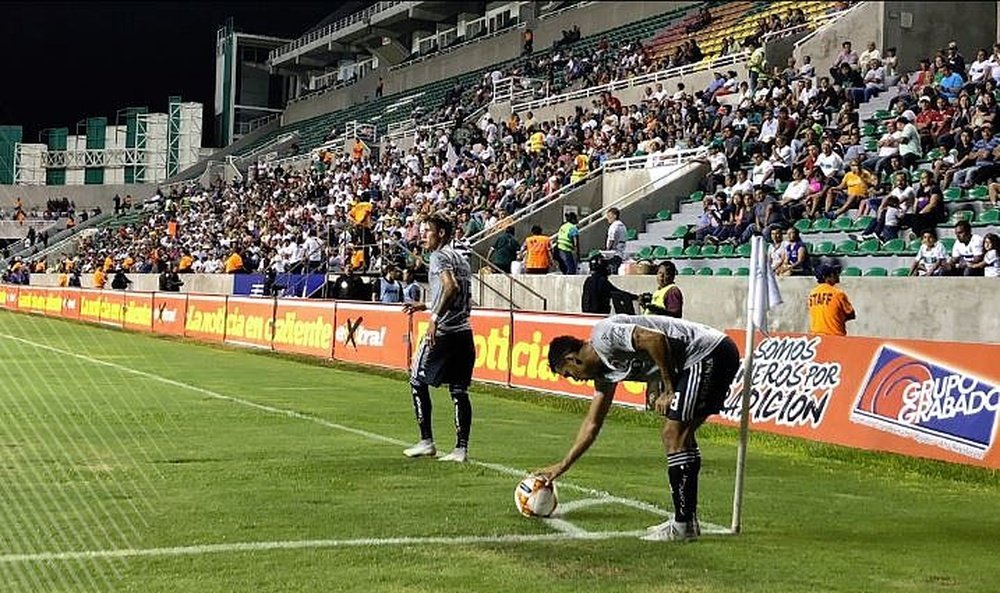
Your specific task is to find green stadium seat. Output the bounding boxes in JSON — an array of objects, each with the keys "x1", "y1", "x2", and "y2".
[
  {"x1": 626, "y1": 229, "x2": 639, "y2": 241},
  {"x1": 926, "y1": 148, "x2": 944, "y2": 160},
  {"x1": 976, "y1": 209, "x2": 1000, "y2": 225},
  {"x1": 668, "y1": 245, "x2": 684, "y2": 258},
  {"x1": 906, "y1": 238, "x2": 922, "y2": 253},
  {"x1": 679, "y1": 267, "x2": 696, "y2": 276},
  {"x1": 947, "y1": 210, "x2": 974, "y2": 225},
  {"x1": 967, "y1": 186, "x2": 989, "y2": 200},
  {"x1": 941, "y1": 237, "x2": 956, "y2": 252},
  {"x1": 671, "y1": 225, "x2": 690, "y2": 239},
  {"x1": 635, "y1": 246, "x2": 653, "y2": 260},
  {"x1": 891, "y1": 267, "x2": 911, "y2": 276},
  {"x1": 811, "y1": 218, "x2": 832, "y2": 232},
  {"x1": 652, "y1": 246, "x2": 669, "y2": 259},
  {"x1": 700, "y1": 244, "x2": 718, "y2": 257},
  {"x1": 688, "y1": 191, "x2": 705, "y2": 203},
  {"x1": 656, "y1": 209, "x2": 673, "y2": 221},
  {"x1": 834, "y1": 216, "x2": 854, "y2": 231},
  {"x1": 836, "y1": 240, "x2": 858, "y2": 255},
  {"x1": 864, "y1": 267, "x2": 888, "y2": 277},
  {"x1": 717, "y1": 244, "x2": 735, "y2": 257},
  {"x1": 683, "y1": 244, "x2": 701, "y2": 257},
  {"x1": 852, "y1": 216, "x2": 875, "y2": 231},
  {"x1": 813, "y1": 241, "x2": 835, "y2": 255},
  {"x1": 881, "y1": 238, "x2": 906, "y2": 254},
  {"x1": 943, "y1": 187, "x2": 963, "y2": 202},
  {"x1": 715, "y1": 267, "x2": 733, "y2": 276},
  {"x1": 842, "y1": 267, "x2": 862, "y2": 277},
  {"x1": 735, "y1": 267, "x2": 750, "y2": 276},
  {"x1": 858, "y1": 238, "x2": 881, "y2": 254},
  {"x1": 736, "y1": 242, "x2": 752, "y2": 257},
  {"x1": 696, "y1": 267, "x2": 714, "y2": 276},
  {"x1": 794, "y1": 218, "x2": 812, "y2": 233}
]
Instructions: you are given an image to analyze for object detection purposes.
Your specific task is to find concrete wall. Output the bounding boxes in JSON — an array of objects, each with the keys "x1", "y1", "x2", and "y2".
[
  {"x1": 793, "y1": 2, "x2": 883, "y2": 74},
  {"x1": 31, "y1": 273, "x2": 235, "y2": 295},
  {"x1": 883, "y1": 2, "x2": 998, "y2": 73},
  {"x1": 0, "y1": 184, "x2": 158, "y2": 212},
  {"x1": 475, "y1": 275, "x2": 1000, "y2": 344},
  {"x1": 284, "y1": 2, "x2": 696, "y2": 126}
]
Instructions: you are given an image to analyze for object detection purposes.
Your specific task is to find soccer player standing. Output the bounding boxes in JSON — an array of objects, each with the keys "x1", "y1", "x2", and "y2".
[
  {"x1": 538, "y1": 315, "x2": 740, "y2": 541},
  {"x1": 402, "y1": 214, "x2": 475, "y2": 463}
]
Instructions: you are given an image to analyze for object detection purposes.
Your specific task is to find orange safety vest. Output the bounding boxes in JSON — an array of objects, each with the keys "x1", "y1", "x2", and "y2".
[{"x1": 524, "y1": 235, "x2": 551, "y2": 270}]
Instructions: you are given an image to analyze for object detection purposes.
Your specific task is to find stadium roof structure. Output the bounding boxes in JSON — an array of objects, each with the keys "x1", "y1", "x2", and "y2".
[{"x1": 268, "y1": 1, "x2": 485, "y2": 71}]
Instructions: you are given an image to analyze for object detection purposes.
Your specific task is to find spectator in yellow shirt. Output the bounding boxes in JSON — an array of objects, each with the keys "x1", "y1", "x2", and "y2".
[
  {"x1": 224, "y1": 250, "x2": 245, "y2": 274},
  {"x1": 178, "y1": 254, "x2": 194, "y2": 273},
  {"x1": 93, "y1": 269, "x2": 107, "y2": 289}
]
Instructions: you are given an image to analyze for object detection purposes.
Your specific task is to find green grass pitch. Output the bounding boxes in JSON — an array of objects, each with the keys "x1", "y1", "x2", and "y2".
[{"x1": 0, "y1": 310, "x2": 997, "y2": 593}]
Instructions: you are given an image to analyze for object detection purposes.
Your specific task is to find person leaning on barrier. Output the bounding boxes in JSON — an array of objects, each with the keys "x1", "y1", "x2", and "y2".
[
  {"x1": 582, "y1": 254, "x2": 638, "y2": 315},
  {"x1": 640, "y1": 261, "x2": 683, "y2": 318}
]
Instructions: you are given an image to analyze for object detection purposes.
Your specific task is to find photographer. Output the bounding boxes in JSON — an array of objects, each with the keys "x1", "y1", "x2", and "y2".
[
  {"x1": 640, "y1": 261, "x2": 683, "y2": 318},
  {"x1": 581, "y1": 254, "x2": 637, "y2": 315}
]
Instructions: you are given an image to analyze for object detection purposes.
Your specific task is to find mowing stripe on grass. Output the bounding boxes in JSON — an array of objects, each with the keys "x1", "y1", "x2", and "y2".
[
  {"x1": 0, "y1": 530, "x2": 650, "y2": 564},
  {"x1": 0, "y1": 333, "x2": 676, "y2": 513}
]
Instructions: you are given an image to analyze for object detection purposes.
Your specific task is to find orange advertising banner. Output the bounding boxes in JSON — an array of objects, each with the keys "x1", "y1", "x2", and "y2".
[
  {"x1": 16, "y1": 286, "x2": 49, "y2": 315},
  {"x1": 61, "y1": 289, "x2": 81, "y2": 320},
  {"x1": 509, "y1": 312, "x2": 648, "y2": 408},
  {"x1": 184, "y1": 295, "x2": 228, "y2": 343},
  {"x1": 224, "y1": 297, "x2": 275, "y2": 350},
  {"x1": 0, "y1": 284, "x2": 18, "y2": 311},
  {"x1": 78, "y1": 289, "x2": 104, "y2": 324},
  {"x1": 151, "y1": 294, "x2": 188, "y2": 336},
  {"x1": 333, "y1": 302, "x2": 410, "y2": 370},
  {"x1": 720, "y1": 331, "x2": 1000, "y2": 470},
  {"x1": 122, "y1": 293, "x2": 154, "y2": 333},
  {"x1": 272, "y1": 300, "x2": 336, "y2": 358},
  {"x1": 99, "y1": 291, "x2": 125, "y2": 328}
]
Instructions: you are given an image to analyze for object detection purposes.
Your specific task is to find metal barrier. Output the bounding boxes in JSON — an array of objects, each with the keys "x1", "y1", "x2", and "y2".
[
  {"x1": 602, "y1": 147, "x2": 709, "y2": 172},
  {"x1": 793, "y1": 2, "x2": 868, "y2": 52},
  {"x1": 511, "y1": 53, "x2": 748, "y2": 112},
  {"x1": 466, "y1": 249, "x2": 547, "y2": 311}
]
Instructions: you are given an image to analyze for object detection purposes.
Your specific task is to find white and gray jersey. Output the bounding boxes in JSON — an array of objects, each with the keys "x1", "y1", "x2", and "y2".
[
  {"x1": 428, "y1": 246, "x2": 472, "y2": 334},
  {"x1": 590, "y1": 314, "x2": 727, "y2": 383}
]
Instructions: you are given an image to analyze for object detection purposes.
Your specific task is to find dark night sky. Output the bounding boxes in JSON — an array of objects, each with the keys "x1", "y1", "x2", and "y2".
[{"x1": 0, "y1": 2, "x2": 359, "y2": 146}]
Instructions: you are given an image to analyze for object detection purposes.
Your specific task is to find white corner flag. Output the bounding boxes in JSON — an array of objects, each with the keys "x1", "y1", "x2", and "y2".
[
  {"x1": 747, "y1": 235, "x2": 784, "y2": 334},
  {"x1": 732, "y1": 234, "x2": 783, "y2": 535}
]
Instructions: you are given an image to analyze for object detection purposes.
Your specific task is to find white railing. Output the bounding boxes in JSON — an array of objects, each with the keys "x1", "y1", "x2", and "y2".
[
  {"x1": 269, "y1": 1, "x2": 408, "y2": 65},
  {"x1": 390, "y1": 22, "x2": 527, "y2": 72},
  {"x1": 493, "y1": 76, "x2": 549, "y2": 104},
  {"x1": 793, "y1": 2, "x2": 867, "y2": 52},
  {"x1": 467, "y1": 167, "x2": 603, "y2": 247},
  {"x1": 238, "y1": 112, "x2": 281, "y2": 136},
  {"x1": 383, "y1": 118, "x2": 452, "y2": 142},
  {"x1": 537, "y1": 1, "x2": 596, "y2": 21},
  {"x1": 603, "y1": 147, "x2": 709, "y2": 172},
  {"x1": 511, "y1": 53, "x2": 747, "y2": 112}
]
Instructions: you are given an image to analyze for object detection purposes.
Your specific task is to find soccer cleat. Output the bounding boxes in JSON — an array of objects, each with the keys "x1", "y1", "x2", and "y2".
[
  {"x1": 640, "y1": 518, "x2": 700, "y2": 542},
  {"x1": 437, "y1": 447, "x2": 468, "y2": 463},
  {"x1": 403, "y1": 440, "x2": 437, "y2": 458}
]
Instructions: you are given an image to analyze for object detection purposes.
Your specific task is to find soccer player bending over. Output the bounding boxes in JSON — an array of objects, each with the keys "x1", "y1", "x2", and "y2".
[
  {"x1": 538, "y1": 315, "x2": 740, "y2": 541},
  {"x1": 402, "y1": 214, "x2": 475, "y2": 463}
]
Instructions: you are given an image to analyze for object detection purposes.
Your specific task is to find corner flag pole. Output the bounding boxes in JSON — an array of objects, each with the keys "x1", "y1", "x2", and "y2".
[{"x1": 731, "y1": 235, "x2": 762, "y2": 534}]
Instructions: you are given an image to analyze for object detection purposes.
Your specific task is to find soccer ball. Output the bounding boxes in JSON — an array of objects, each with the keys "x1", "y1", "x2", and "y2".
[{"x1": 514, "y1": 475, "x2": 557, "y2": 517}]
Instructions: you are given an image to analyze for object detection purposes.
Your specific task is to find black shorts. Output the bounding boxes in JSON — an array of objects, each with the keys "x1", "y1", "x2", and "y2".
[
  {"x1": 410, "y1": 329, "x2": 475, "y2": 388},
  {"x1": 666, "y1": 337, "x2": 740, "y2": 423}
]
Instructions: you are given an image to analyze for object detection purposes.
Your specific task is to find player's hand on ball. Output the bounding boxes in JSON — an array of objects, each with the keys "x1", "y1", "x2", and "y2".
[{"x1": 534, "y1": 464, "x2": 564, "y2": 482}]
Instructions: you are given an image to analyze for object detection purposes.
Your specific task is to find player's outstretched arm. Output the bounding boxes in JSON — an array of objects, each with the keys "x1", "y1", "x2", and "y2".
[{"x1": 536, "y1": 381, "x2": 616, "y2": 482}]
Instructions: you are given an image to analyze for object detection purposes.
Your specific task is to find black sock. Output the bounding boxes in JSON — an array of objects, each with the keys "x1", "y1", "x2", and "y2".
[
  {"x1": 448, "y1": 384, "x2": 472, "y2": 450},
  {"x1": 667, "y1": 449, "x2": 700, "y2": 522},
  {"x1": 410, "y1": 380, "x2": 433, "y2": 441}
]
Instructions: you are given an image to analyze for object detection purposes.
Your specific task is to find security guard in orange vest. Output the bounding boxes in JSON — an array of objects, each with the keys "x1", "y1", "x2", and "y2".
[{"x1": 521, "y1": 225, "x2": 552, "y2": 275}]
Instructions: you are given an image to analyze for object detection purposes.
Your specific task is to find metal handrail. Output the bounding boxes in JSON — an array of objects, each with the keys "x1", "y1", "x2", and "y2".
[
  {"x1": 511, "y1": 53, "x2": 748, "y2": 113},
  {"x1": 603, "y1": 147, "x2": 709, "y2": 172},
  {"x1": 465, "y1": 167, "x2": 603, "y2": 246},
  {"x1": 466, "y1": 247, "x2": 547, "y2": 311},
  {"x1": 550, "y1": 157, "x2": 705, "y2": 243}
]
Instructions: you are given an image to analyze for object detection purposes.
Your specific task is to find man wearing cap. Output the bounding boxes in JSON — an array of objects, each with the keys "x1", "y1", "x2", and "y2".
[
  {"x1": 807, "y1": 263, "x2": 856, "y2": 337},
  {"x1": 915, "y1": 96, "x2": 946, "y2": 151}
]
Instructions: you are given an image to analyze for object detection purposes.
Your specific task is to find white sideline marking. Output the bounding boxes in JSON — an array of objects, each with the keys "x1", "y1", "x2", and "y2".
[
  {"x1": 0, "y1": 530, "x2": 649, "y2": 564},
  {"x1": 0, "y1": 333, "x2": 673, "y2": 515}
]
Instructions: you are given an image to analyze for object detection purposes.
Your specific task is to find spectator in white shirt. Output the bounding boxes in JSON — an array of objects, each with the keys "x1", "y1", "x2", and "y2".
[
  {"x1": 910, "y1": 230, "x2": 948, "y2": 276},
  {"x1": 604, "y1": 207, "x2": 628, "y2": 273},
  {"x1": 816, "y1": 142, "x2": 845, "y2": 181},
  {"x1": 751, "y1": 152, "x2": 775, "y2": 188},
  {"x1": 946, "y1": 220, "x2": 985, "y2": 276},
  {"x1": 858, "y1": 42, "x2": 881, "y2": 73},
  {"x1": 968, "y1": 233, "x2": 1000, "y2": 277}
]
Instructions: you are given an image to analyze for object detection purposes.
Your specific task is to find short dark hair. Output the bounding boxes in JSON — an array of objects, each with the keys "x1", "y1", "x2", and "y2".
[
  {"x1": 658, "y1": 261, "x2": 677, "y2": 276},
  {"x1": 565, "y1": 211, "x2": 578, "y2": 223},
  {"x1": 548, "y1": 336, "x2": 586, "y2": 372},
  {"x1": 955, "y1": 220, "x2": 972, "y2": 233},
  {"x1": 531, "y1": 224, "x2": 543, "y2": 235},
  {"x1": 425, "y1": 213, "x2": 454, "y2": 240},
  {"x1": 607, "y1": 207, "x2": 620, "y2": 218}
]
